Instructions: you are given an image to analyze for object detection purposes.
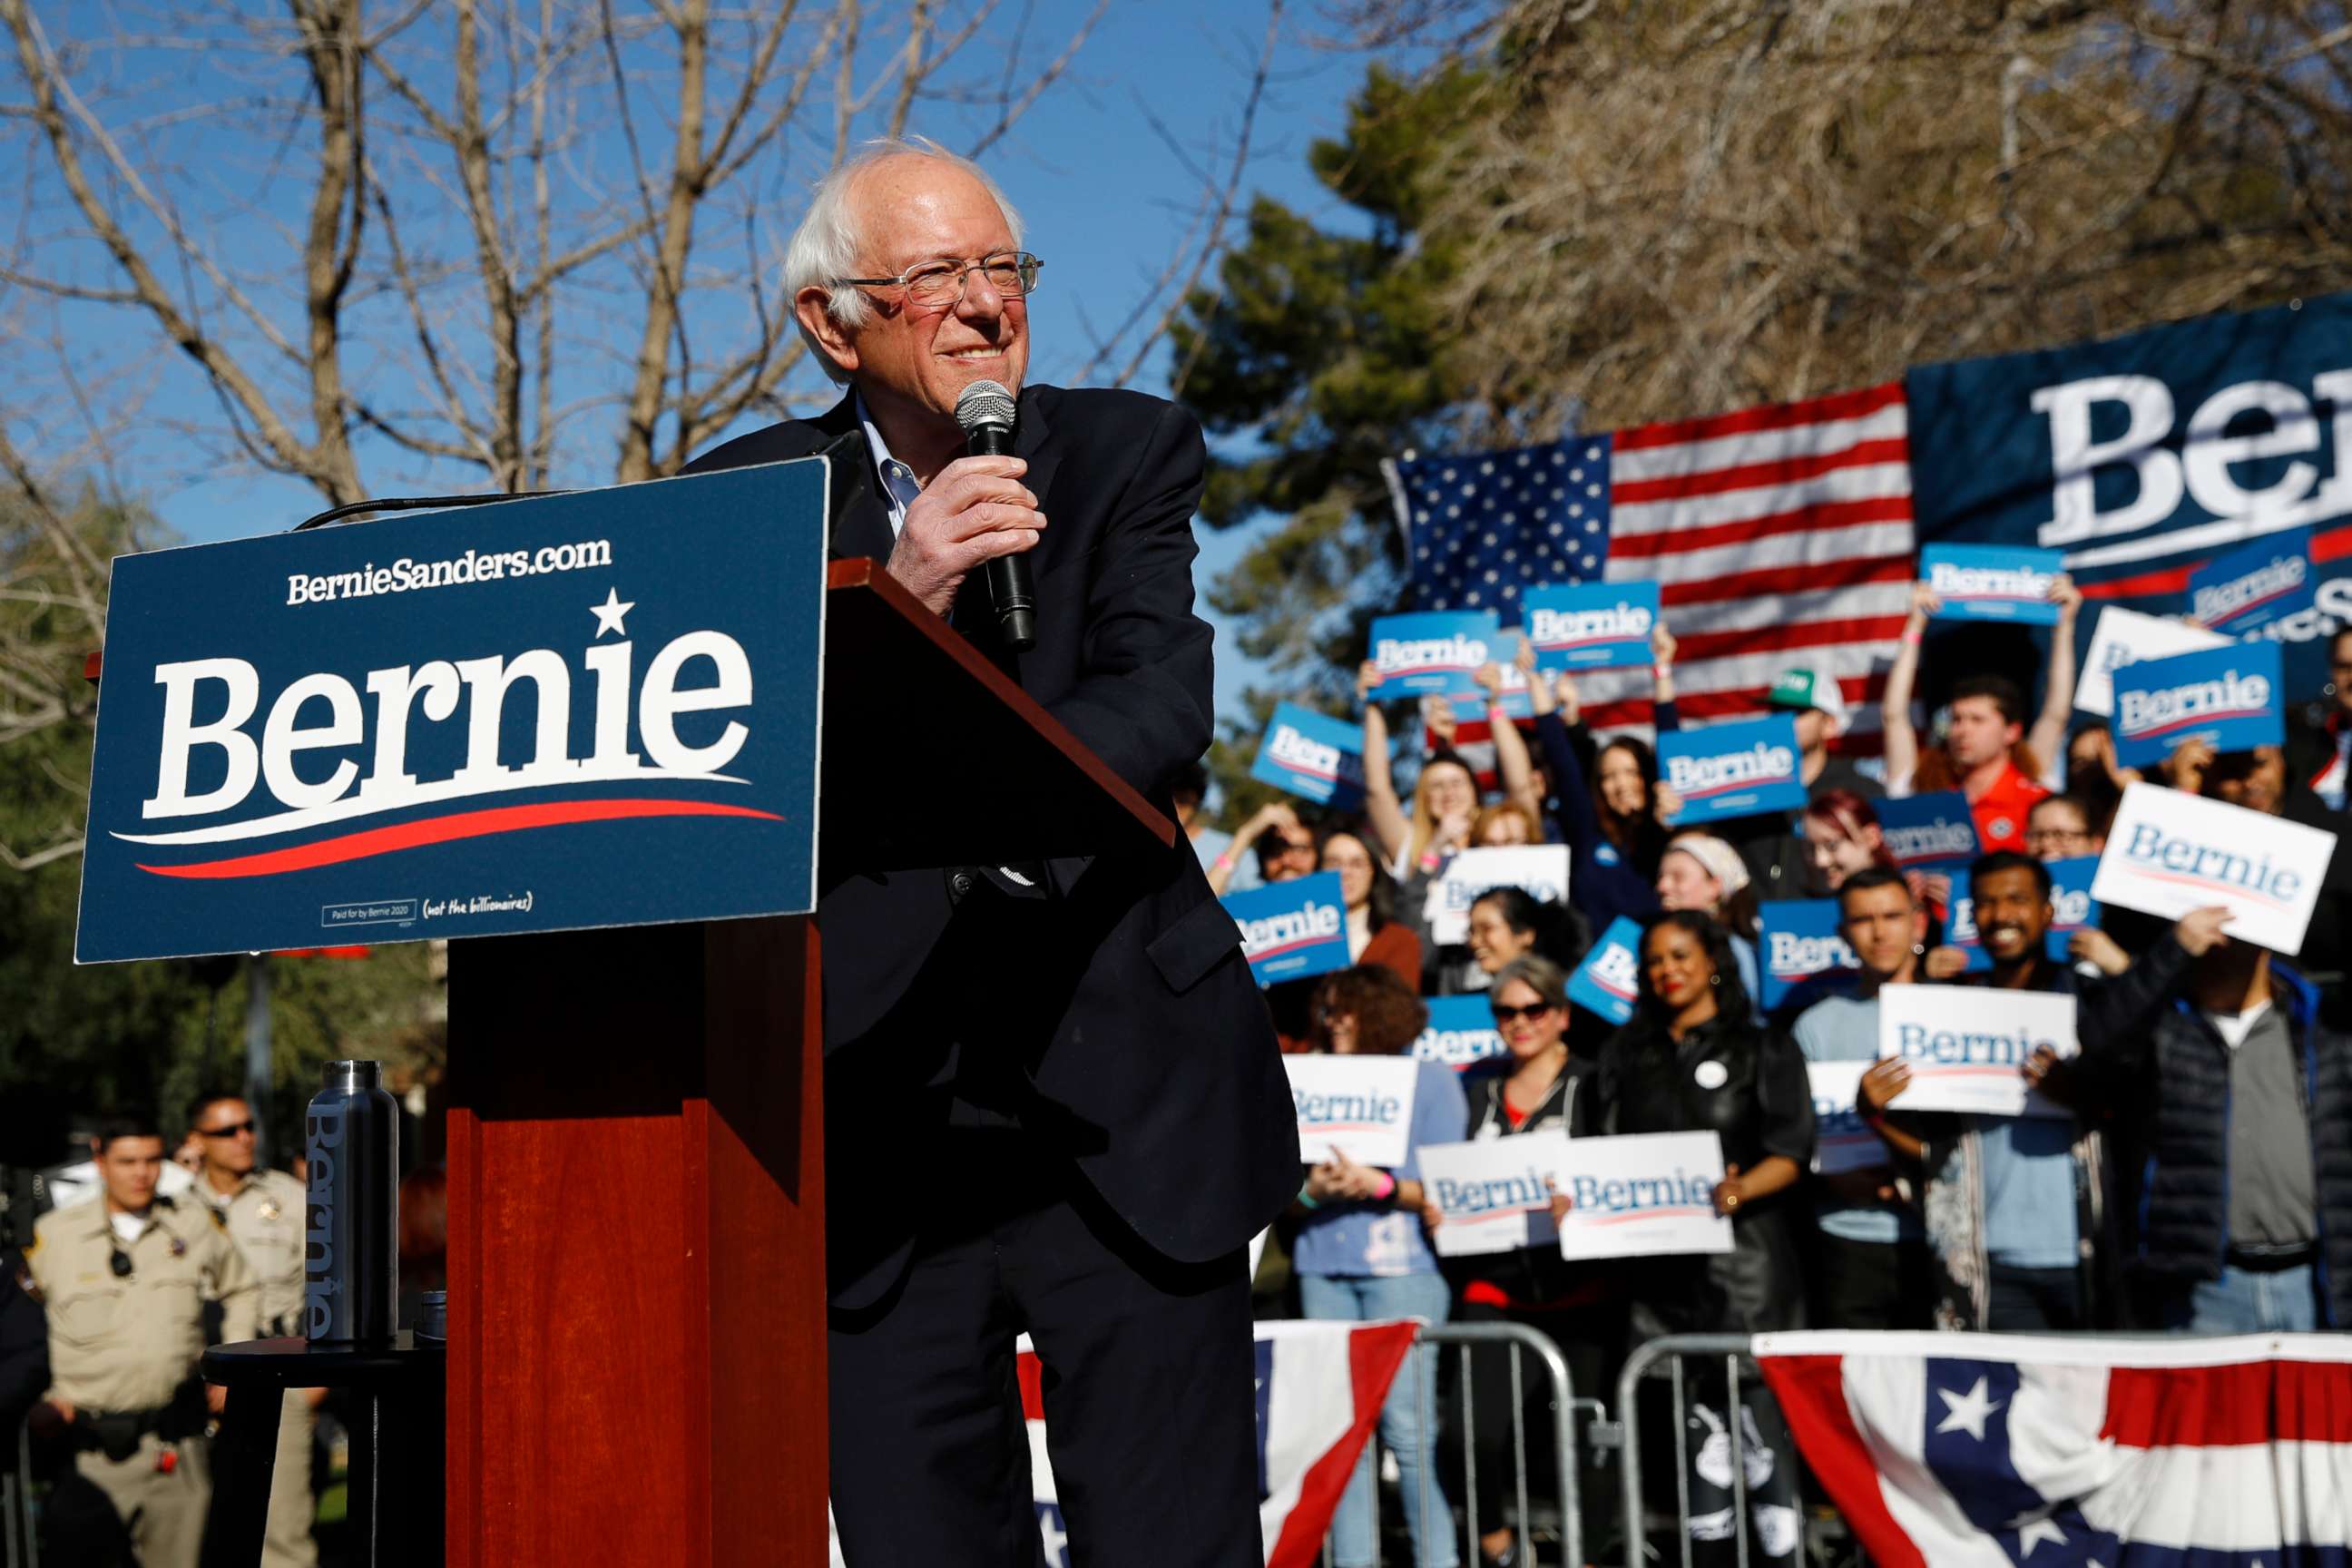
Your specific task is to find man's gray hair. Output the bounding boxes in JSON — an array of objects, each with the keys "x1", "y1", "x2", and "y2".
[{"x1": 786, "y1": 137, "x2": 1025, "y2": 384}]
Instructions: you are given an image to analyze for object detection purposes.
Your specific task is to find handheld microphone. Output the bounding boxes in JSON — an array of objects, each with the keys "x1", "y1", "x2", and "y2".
[{"x1": 954, "y1": 379, "x2": 1036, "y2": 652}]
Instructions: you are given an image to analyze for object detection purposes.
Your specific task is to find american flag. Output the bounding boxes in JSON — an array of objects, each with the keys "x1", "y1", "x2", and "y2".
[
  {"x1": 1391, "y1": 383, "x2": 1916, "y2": 743},
  {"x1": 1389, "y1": 438, "x2": 1612, "y2": 613},
  {"x1": 1758, "y1": 1330, "x2": 2352, "y2": 1567}
]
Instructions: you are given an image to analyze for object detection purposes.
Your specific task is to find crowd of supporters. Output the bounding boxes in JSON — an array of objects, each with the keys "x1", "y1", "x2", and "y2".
[{"x1": 1187, "y1": 575, "x2": 2352, "y2": 1568}]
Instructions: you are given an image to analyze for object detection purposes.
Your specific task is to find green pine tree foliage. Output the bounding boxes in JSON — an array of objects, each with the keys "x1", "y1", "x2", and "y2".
[{"x1": 1171, "y1": 62, "x2": 1491, "y2": 824}]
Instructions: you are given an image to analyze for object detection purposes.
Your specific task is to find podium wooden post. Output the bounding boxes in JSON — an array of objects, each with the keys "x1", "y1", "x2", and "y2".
[{"x1": 442, "y1": 561, "x2": 1172, "y2": 1563}]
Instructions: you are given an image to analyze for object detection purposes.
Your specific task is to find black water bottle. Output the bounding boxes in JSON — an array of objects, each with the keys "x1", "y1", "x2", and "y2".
[{"x1": 303, "y1": 1059, "x2": 398, "y2": 1347}]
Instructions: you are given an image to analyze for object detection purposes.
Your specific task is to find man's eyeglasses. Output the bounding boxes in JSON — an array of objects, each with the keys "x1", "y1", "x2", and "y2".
[
  {"x1": 1490, "y1": 1001, "x2": 1553, "y2": 1024},
  {"x1": 833, "y1": 251, "x2": 1044, "y2": 310},
  {"x1": 198, "y1": 1120, "x2": 256, "y2": 1139}
]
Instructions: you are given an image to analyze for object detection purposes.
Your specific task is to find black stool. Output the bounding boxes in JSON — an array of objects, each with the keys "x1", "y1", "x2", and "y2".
[{"x1": 201, "y1": 1336, "x2": 445, "y2": 1568}]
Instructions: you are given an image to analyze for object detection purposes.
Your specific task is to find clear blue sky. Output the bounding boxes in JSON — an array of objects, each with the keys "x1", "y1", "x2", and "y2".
[{"x1": 117, "y1": 2, "x2": 1405, "y2": 728}]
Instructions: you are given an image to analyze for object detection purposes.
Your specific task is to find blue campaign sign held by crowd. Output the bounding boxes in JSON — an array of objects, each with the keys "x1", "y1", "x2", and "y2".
[
  {"x1": 1222, "y1": 871, "x2": 1350, "y2": 986},
  {"x1": 2045, "y1": 857, "x2": 2102, "y2": 961},
  {"x1": 2189, "y1": 528, "x2": 2316, "y2": 633},
  {"x1": 1656, "y1": 715, "x2": 1807, "y2": 824},
  {"x1": 1757, "y1": 900, "x2": 1860, "y2": 1011},
  {"x1": 1414, "y1": 995, "x2": 1508, "y2": 1071},
  {"x1": 1366, "y1": 611, "x2": 1498, "y2": 699},
  {"x1": 1938, "y1": 895, "x2": 1994, "y2": 974},
  {"x1": 76, "y1": 463, "x2": 828, "y2": 964},
  {"x1": 1520, "y1": 583, "x2": 1659, "y2": 671},
  {"x1": 1250, "y1": 703, "x2": 1367, "y2": 810},
  {"x1": 1919, "y1": 544, "x2": 2067, "y2": 625},
  {"x1": 2110, "y1": 640, "x2": 2284, "y2": 768},
  {"x1": 1567, "y1": 916, "x2": 1643, "y2": 1024},
  {"x1": 1874, "y1": 791, "x2": 1981, "y2": 872}
]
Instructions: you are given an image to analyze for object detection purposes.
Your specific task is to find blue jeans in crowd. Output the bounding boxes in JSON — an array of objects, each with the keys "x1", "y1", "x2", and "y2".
[
  {"x1": 1298, "y1": 1271, "x2": 1461, "y2": 1568},
  {"x1": 2161, "y1": 1261, "x2": 2321, "y2": 1334}
]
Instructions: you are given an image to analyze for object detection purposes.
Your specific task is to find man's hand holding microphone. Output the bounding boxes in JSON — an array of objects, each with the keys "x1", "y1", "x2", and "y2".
[{"x1": 887, "y1": 453, "x2": 1045, "y2": 618}]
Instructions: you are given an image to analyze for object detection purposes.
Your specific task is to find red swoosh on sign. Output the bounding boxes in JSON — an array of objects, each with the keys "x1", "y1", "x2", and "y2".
[{"x1": 136, "y1": 798, "x2": 785, "y2": 880}]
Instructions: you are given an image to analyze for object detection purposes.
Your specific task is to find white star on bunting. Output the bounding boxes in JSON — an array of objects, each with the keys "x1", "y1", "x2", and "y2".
[{"x1": 1935, "y1": 1376, "x2": 2003, "y2": 1441}]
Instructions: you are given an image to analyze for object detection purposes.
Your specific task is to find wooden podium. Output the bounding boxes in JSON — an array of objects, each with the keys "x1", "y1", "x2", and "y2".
[{"x1": 441, "y1": 560, "x2": 1174, "y2": 1563}]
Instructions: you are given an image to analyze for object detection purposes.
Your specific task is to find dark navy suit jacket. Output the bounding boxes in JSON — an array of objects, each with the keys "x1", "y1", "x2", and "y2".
[{"x1": 684, "y1": 385, "x2": 1296, "y2": 1307}]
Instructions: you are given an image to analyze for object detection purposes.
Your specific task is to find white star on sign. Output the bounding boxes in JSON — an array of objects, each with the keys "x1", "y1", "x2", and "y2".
[
  {"x1": 591, "y1": 586, "x2": 635, "y2": 639},
  {"x1": 1936, "y1": 1375, "x2": 2003, "y2": 1441},
  {"x1": 2016, "y1": 1517, "x2": 2067, "y2": 1556}
]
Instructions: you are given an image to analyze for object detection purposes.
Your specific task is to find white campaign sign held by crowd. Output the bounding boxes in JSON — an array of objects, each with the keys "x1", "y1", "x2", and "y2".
[
  {"x1": 1423, "y1": 845, "x2": 1571, "y2": 946},
  {"x1": 1553, "y1": 1131, "x2": 1733, "y2": 1261},
  {"x1": 1283, "y1": 1055, "x2": 1420, "y2": 1169},
  {"x1": 2091, "y1": 783, "x2": 2337, "y2": 956},
  {"x1": 1876, "y1": 984, "x2": 2077, "y2": 1119},
  {"x1": 1416, "y1": 1133, "x2": 1572, "y2": 1257}
]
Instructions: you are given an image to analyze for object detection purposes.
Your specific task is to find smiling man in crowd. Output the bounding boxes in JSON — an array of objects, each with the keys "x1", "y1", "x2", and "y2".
[{"x1": 682, "y1": 139, "x2": 1293, "y2": 1564}]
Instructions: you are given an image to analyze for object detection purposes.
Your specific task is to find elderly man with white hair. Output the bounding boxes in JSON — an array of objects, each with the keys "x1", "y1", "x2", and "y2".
[{"x1": 684, "y1": 141, "x2": 1294, "y2": 1565}]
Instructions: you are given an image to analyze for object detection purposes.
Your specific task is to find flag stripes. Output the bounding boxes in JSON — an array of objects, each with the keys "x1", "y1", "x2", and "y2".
[{"x1": 1594, "y1": 381, "x2": 1914, "y2": 746}]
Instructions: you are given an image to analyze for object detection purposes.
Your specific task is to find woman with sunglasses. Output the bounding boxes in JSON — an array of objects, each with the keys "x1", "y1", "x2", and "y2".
[
  {"x1": 1589, "y1": 912, "x2": 1814, "y2": 1567},
  {"x1": 1293, "y1": 965, "x2": 1468, "y2": 1568},
  {"x1": 1425, "y1": 955, "x2": 1614, "y2": 1568}
]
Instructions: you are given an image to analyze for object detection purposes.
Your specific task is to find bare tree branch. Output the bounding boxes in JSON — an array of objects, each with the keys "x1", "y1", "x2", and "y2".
[{"x1": 965, "y1": 0, "x2": 1103, "y2": 156}]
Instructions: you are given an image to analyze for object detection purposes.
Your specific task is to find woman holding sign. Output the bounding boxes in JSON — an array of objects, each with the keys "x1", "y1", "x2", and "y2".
[
  {"x1": 1295, "y1": 965, "x2": 1469, "y2": 1568},
  {"x1": 1593, "y1": 912, "x2": 1814, "y2": 1567},
  {"x1": 1426, "y1": 955, "x2": 1616, "y2": 1568}
]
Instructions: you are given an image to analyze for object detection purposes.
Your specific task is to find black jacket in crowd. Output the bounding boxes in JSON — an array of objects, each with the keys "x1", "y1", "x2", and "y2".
[
  {"x1": 1596, "y1": 1013, "x2": 1816, "y2": 1336},
  {"x1": 2073, "y1": 936, "x2": 2352, "y2": 1327}
]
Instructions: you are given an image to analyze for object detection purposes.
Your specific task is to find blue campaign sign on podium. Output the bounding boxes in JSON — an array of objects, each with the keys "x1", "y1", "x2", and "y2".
[{"x1": 76, "y1": 461, "x2": 828, "y2": 963}]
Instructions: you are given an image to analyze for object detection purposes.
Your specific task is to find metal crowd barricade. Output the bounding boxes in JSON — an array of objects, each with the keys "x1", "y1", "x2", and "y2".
[
  {"x1": 3, "y1": 1424, "x2": 35, "y2": 1568},
  {"x1": 1616, "y1": 1334, "x2": 1768, "y2": 1568},
  {"x1": 1319, "y1": 1320, "x2": 1598, "y2": 1568}
]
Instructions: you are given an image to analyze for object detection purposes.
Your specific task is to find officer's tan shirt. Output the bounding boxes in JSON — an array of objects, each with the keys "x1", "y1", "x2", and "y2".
[
  {"x1": 195, "y1": 1169, "x2": 307, "y2": 1337},
  {"x1": 25, "y1": 1195, "x2": 260, "y2": 1412}
]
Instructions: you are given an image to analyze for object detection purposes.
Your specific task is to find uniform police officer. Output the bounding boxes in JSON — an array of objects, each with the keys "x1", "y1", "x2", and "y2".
[
  {"x1": 24, "y1": 1114, "x2": 258, "y2": 1568},
  {"x1": 189, "y1": 1092, "x2": 318, "y2": 1568}
]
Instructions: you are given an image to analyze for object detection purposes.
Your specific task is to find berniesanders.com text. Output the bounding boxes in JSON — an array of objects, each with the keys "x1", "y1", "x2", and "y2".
[{"x1": 285, "y1": 538, "x2": 613, "y2": 606}]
